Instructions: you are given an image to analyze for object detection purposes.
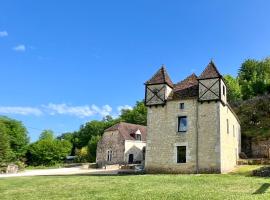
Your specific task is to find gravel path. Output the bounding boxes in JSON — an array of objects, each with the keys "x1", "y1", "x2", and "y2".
[{"x1": 0, "y1": 167, "x2": 119, "y2": 178}]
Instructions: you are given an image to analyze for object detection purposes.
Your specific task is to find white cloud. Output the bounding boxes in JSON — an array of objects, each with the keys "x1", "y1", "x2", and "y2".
[
  {"x1": 44, "y1": 103, "x2": 112, "y2": 118},
  {"x1": 117, "y1": 105, "x2": 132, "y2": 113},
  {"x1": 0, "y1": 103, "x2": 124, "y2": 118},
  {"x1": 13, "y1": 44, "x2": 26, "y2": 52},
  {"x1": 0, "y1": 106, "x2": 42, "y2": 116},
  {"x1": 0, "y1": 31, "x2": 8, "y2": 37}
]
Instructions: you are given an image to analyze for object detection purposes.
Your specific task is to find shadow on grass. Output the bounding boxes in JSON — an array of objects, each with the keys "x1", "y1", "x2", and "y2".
[{"x1": 253, "y1": 183, "x2": 270, "y2": 194}]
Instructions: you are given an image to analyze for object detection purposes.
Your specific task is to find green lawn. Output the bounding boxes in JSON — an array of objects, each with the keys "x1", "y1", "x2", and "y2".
[{"x1": 1, "y1": 167, "x2": 270, "y2": 200}]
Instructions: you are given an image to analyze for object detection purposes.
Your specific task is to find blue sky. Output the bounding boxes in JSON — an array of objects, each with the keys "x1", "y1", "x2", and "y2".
[{"x1": 1, "y1": 0, "x2": 270, "y2": 141}]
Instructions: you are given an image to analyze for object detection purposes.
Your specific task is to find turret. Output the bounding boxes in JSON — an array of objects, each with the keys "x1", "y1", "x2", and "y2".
[
  {"x1": 198, "y1": 61, "x2": 227, "y2": 104},
  {"x1": 145, "y1": 65, "x2": 173, "y2": 106}
]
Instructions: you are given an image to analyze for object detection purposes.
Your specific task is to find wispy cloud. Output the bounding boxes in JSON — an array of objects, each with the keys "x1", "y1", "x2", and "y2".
[
  {"x1": 117, "y1": 105, "x2": 132, "y2": 113},
  {"x1": 0, "y1": 103, "x2": 132, "y2": 118},
  {"x1": 0, "y1": 31, "x2": 8, "y2": 37},
  {"x1": 43, "y1": 103, "x2": 113, "y2": 118},
  {"x1": 0, "y1": 106, "x2": 42, "y2": 116},
  {"x1": 13, "y1": 44, "x2": 26, "y2": 52}
]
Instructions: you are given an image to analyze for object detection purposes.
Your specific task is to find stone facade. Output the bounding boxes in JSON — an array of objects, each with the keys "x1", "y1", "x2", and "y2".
[
  {"x1": 145, "y1": 61, "x2": 241, "y2": 173},
  {"x1": 96, "y1": 122, "x2": 146, "y2": 167}
]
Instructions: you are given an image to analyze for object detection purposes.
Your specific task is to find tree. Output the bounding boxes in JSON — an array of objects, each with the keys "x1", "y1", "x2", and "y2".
[
  {"x1": 0, "y1": 116, "x2": 29, "y2": 161},
  {"x1": 39, "y1": 130, "x2": 54, "y2": 140},
  {"x1": 223, "y1": 75, "x2": 242, "y2": 103},
  {"x1": 87, "y1": 135, "x2": 101, "y2": 162},
  {"x1": 238, "y1": 58, "x2": 270, "y2": 99},
  {"x1": 120, "y1": 101, "x2": 147, "y2": 125},
  {"x1": 0, "y1": 122, "x2": 12, "y2": 164},
  {"x1": 27, "y1": 131, "x2": 72, "y2": 166}
]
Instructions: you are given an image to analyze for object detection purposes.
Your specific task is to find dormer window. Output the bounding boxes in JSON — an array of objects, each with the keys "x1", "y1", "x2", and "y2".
[
  {"x1": 135, "y1": 134, "x2": 141, "y2": 141},
  {"x1": 133, "y1": 129, "x2": 142, "y2": 141}
]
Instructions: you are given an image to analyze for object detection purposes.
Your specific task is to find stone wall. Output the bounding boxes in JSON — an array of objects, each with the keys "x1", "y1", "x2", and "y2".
[
  {"x1": 145, "y1": 99, "x2": 198, "y2": 173},
  {"x1": 219, "y1": 104, "x2": 241, "y2": 173},
  {"x1": 96, "y1": 130, "x2": 125, "y2": 167},
  {"x1": 251, "y1": 139, "x2": 270, "y2": 158},
  {"x1": 197, "y1": 101, "x2": 220, "y2": 172}
]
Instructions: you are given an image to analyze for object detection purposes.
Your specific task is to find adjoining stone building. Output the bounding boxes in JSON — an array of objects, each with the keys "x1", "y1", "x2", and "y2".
[
  {"x1": 144, "y1": 61, "x2": 241, "y2": 173},
  {"x1": 96, "y1": 122, "x2": 147, "y2": 167}
]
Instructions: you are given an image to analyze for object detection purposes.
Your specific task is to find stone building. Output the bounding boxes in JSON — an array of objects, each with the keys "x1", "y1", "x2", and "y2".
[
  {"x1": 96, "y1": 122, "x2": 147, "y2": 167},
  {"x1": 144, "y1": 61, "x2": 241, "y2": 173}
]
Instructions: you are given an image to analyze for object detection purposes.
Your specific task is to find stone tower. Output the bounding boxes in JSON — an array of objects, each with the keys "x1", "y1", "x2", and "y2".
[{"x1": 144, "y1": 61, "x2": 240, "y2": 173}]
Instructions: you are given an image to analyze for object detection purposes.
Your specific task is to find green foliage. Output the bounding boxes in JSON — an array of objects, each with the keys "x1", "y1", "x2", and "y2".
[
  {"x1": 0, "y1": 122, "x2": 12, "y2": 164},
  {"x1": 120, "y1": 101, "x2": 147, "y2": 125},
  {"x1": 27, "y1": 131, "x2": 72, "y2": 166},
  {"x1": 238, "y1": 58, "x2": 270, "y2": 99},
  {"x1": 39, "y1": 130, "x2": 54, "y2": 140},
  {"x1": 0, "y1": 116, "x2": 29, "y2": 163},
  {"x1": 87, "y1": 135, "x2": 101, "y2": 162},
  {"x1": 75, "y1": 146, "x2": 89, "y2": 163},
  {"x1": 234, "y1": 95, "x2": 270, "y2": 138},
  {"x1": 223, "y1": 75, "x2": 242, "y2": 103}
]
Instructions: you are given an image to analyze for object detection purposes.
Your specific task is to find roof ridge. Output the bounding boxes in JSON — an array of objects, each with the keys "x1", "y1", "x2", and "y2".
[
  {"x1": 198, "y1": 60, "x2": 222, "y2": 79},
  {"x1": 146, "y1": 65, "x2": 174, "y2": 88}
]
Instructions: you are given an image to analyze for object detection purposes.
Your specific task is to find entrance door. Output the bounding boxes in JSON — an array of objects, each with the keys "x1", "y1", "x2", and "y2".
[{"x1": 128, "y1": 154, "x2": 134, "y2": 164}]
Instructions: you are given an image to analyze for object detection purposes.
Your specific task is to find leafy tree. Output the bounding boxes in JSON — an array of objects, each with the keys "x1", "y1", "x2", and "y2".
[
  {"x1": 238, "y1": 58, "x2": 270, "y2": 99},
  {"x1": 27, "y1": 131, "x2": 72, "y2": 166},
  {"x1": 0, "y1": 116, "x2": 29, "y2": 161},
  {"x1": 120, "y1": 101, "x2": 147, "y2": 125},
  {"x1": 75, "y1": 147, "x2": 89, "y2": 163},
  {"x1": 39, "y1": 130, "x2": 54, "y2": 140},
  {"x1": 0, "y1": 122, "x2": 12, "y2": 164},
  {"x1": 87, "y1": 135, "x2": 101, "y2": 162},
  {"x1": 223, "y1": 75, "x2": 242, "y2": 103}
]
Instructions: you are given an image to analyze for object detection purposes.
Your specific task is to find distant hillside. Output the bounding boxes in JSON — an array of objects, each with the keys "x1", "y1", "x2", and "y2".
[{"x1": 233, "y1": 95, "x2": 270, "y2": 139}]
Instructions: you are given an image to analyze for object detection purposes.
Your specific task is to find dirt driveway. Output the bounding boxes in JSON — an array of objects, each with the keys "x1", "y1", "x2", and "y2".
[{"x1": 0, "y1": 167, "x2": 119, "y2": 178}]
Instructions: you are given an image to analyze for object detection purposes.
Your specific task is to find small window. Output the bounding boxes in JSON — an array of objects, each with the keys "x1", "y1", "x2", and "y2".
[
  {"x1": 107, "y1": 150, "x2": 112, "y2": 161},
  {"x1": 227, "y1": 119, "x2": 229, "y2": 134},
  {"x1": 180, "y1": 103, "x2": 185, "y2": 110},
  {"x1": 135, "y1": 134, "x2": 141, "y2": 141},
  {"x1": 233, "y1": 125, "x2": 235, "y2": 137},
  {"x1": 177, "y1": 146, "x2": 186, "y2": 163},
  {"x1": 223, "y1": 86, "x2": 226, "y2": 96},
  {"x1": 178, "y1": 116, "x2": 187, "y2": 132}
]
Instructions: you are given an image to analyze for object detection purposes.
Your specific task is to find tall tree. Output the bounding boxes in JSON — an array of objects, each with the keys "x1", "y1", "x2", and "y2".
[
  {"x1": 223, "y1": 75, "x2": 242, "y2": 103},
  {"x1": 238, "y1": 58, "x2": 270, "y2": 99},
  {"x1": 0, "y1": 116, "x2": 29, "y2": 161},
  {"x1": 120, "y1": 101, "x2": 147, "y2": 125},
  {"x1": 0, "y1": 122, "x2": 12, "y2": 163}
]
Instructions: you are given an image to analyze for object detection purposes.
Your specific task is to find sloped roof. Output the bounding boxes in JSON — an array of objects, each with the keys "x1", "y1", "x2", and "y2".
[
  {"x1": 198, "y1": 61, "x2": 222, "y2": 79},
  {"x1": 145, "y1": 65, "x2": 174, "y2": 88},
  {"x1": 105, "y1": 122, "x2": 147, "y2": 141},
  {"x1": 168, "y1": 73, "x2": 199, "y2": 100}
]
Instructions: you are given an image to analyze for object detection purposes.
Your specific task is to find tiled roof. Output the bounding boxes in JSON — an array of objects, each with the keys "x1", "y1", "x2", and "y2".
[
  {"x1": 105, "y1": 122, "x2": 147, "y2": 141},
  {"x1": 198, "y1": 61, "x2": 221, "y2": 79},
  {"x1": 168, "y1": 73, "x2": 199, "y2": 100},
  {"x1": 145, "y1": 65, "x2": 174, "y2": 88}
]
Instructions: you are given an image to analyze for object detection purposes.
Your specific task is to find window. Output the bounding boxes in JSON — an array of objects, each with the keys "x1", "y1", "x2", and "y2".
[
  {"x1": 177, "y1": 146, "x2": 186, "y2": 163},
  {"x1": 107, "y1": 150, "x2": 112, "y2": 161},
  {"x1": 180, "y1": 103, "x2": 185, "y2": 110},
  {"x1": 178, "y1": 116, "x2": 187, "y2": 132},
  {"x1": 226, "y1": 119, "x2": 229, "y2": 134},
  {"x1": 233, "y1": 125, "x2": 235, "y2": 137},
  {"x1": 223, "y1": 86, "x2": 226, "y2": 96},
  {"x1": 135, "y1": 134, "x2": 141, "y2": 141}
]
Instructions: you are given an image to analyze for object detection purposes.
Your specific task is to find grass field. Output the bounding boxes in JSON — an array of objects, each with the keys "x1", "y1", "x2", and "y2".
[{"x1": 1, "y1": 166, "x2": 270, "y2": 200}]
